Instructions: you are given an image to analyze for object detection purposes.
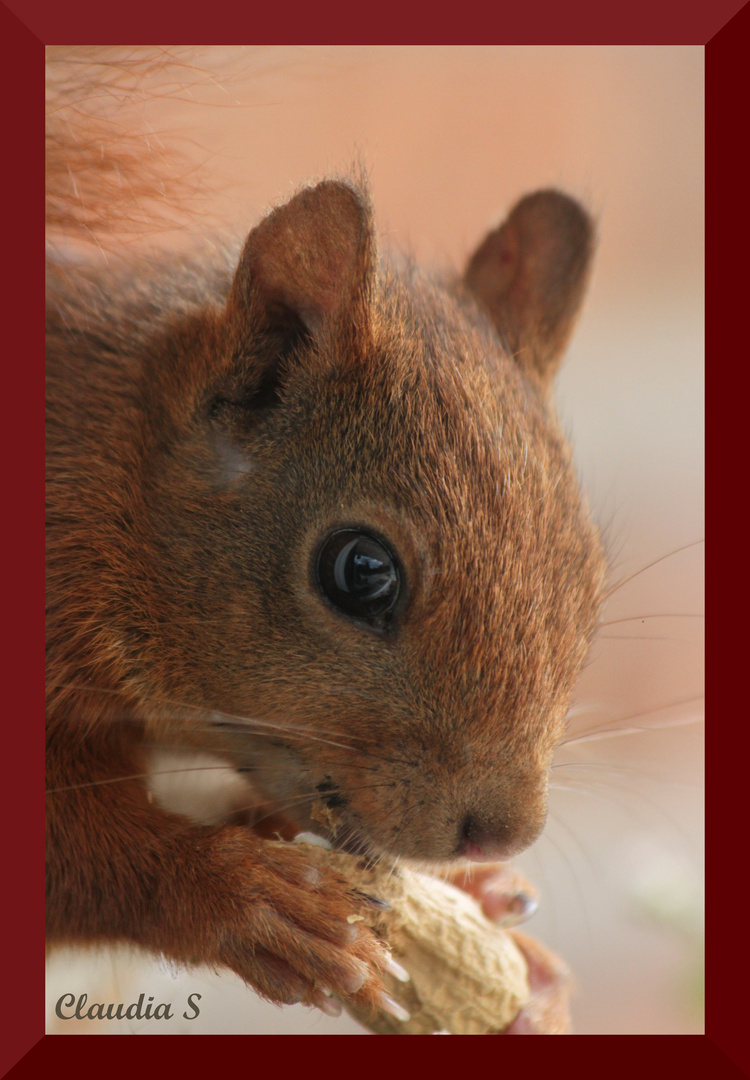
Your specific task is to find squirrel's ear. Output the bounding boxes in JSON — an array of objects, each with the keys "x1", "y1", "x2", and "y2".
[
  {"x1": 228, "y1": 180, "x2": 375, "y2": 353},
  {"x1": 464, "y1": 191, "x2": 594, "y2": 383}
]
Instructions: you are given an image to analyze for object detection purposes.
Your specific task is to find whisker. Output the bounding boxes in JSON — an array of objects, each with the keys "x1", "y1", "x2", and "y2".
[
  {"x1": 552, "y1": 761, "x2": 701, "y2": 791},
  {"x1": 550, "y1": 775, "x2": 696, "y2": 847},
  {"x1": 550, "y1": 778, "x2": 660, "y2": 824},
  {"x1": 532, "y1": 818, "x2": 593, "y2": 940},
  {"x1": 603, "y1": 539, "x2": 704, "y2": 601},
  {"x1": 48, "y1": 771, "x2": 166, "y2": 795},
  {"x1": 544, "y1": 805, "x2": 599, "y2": 882},
  {"x1": 599, "y1": 614, "x2": 704, "y2": 627},
  {"x1": 48, "y1": 681, "x2": 406, "y2": 764},
  {"x1": 597, "y1": 633, "x2": 683, "y2": 641},
  {"x1": 562, "y1": 698, "x2": 704, "y2": 747},
  {"x1": 564, "y1": 721, "x2": 704, "y2": 747},
  {"x1": 246, "y1": 781, "x2": 400, "y2": 829}
]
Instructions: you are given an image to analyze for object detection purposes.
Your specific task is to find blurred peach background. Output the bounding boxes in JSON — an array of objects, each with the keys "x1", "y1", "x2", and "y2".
[{"x1": 46, "y1": 45, "x2": 704, "y2": 1034}]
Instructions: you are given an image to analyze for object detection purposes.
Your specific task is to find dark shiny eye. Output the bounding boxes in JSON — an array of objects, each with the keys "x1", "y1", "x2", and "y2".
[{"x1": 316, "y1": 529, "x2": 401, "y2": 627}]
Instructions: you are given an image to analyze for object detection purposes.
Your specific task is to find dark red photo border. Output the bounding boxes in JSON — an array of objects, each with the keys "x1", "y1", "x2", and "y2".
[{"x1": 6, "y1": 3, "x2": 730, "y2": 1075}]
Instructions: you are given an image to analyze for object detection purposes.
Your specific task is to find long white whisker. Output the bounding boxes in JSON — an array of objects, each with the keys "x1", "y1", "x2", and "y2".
[
  {"x1": 48, "y1": 680, "x2": 409, "y2": 765},
  {"x1": 562, "y1": 696, "x2": 704, "y2": 743},
  {"x1": 550, "y1": 776, "x2": 697, "y2": 848},
  {"x1": 603, "y1": 539, "x2": 704, "y2": 601},
  {"x1": 552, "y1": 761, "x2": 701, "y2": 790},
  {"x1": 599, "y1": 614, "x2": 704, "y2": 627}
]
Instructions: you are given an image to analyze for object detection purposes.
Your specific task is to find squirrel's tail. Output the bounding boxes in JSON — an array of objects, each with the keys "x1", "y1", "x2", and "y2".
[{"x1": 46, "y1": 47, "x2": 208, "y2": 251}]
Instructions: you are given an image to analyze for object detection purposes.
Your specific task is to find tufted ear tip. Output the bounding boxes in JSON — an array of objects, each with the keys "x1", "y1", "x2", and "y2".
[{"x1": 465, "y1": 190, "x2": 595, "y2": 383}]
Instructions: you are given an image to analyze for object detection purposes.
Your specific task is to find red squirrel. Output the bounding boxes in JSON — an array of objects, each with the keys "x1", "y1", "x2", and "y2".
[{"x1": 45, "y1": 53, "x2": 606, "y2": 1032}]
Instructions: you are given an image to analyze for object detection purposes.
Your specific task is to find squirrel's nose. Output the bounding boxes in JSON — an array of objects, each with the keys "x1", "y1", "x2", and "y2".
[{"x1": 457, "y1": 812, "x2": 542, "y2": 862}]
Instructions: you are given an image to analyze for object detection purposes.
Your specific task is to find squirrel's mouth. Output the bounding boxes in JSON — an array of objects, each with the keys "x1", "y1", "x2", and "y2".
[
  {"x1": 145, "y1": 747, "x2": 385, "y2": 859},
  {"x1": 231, "y1": 757, "x2": 384, "y2": 858},
  {"x1": 243, "y1": 790, "x2": 376, "y2": 859}
]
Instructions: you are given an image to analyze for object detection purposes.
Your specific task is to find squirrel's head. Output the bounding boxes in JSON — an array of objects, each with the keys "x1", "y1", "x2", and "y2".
[{"x1": 140, "y1": 180, "x2": 606, "y2": 863}]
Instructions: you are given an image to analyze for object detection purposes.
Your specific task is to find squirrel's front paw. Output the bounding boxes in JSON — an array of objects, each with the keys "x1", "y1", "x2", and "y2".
[
  {"x1": 212, "y1": 836, "x2": 389, "y2": 1016},
  {"x1": 502, "y1": 930, "x2": 572, "y2": 1034},
  {"x1": 442, "y1": 861, "x2": 539, "y2": 926},
  {"x1": 443, "y1": 862, "x2": 571, "y2": 1033}
]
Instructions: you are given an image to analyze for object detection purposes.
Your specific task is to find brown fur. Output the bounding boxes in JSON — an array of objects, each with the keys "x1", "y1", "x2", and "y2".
[{"x1": 46, "y1": 61, "x2": 606, "y2": 1023}]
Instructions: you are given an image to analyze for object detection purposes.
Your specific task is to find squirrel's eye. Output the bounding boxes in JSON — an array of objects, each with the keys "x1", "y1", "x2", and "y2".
[{"x1": 316, "y1": 530, "x2": 401, "y2": 627}]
